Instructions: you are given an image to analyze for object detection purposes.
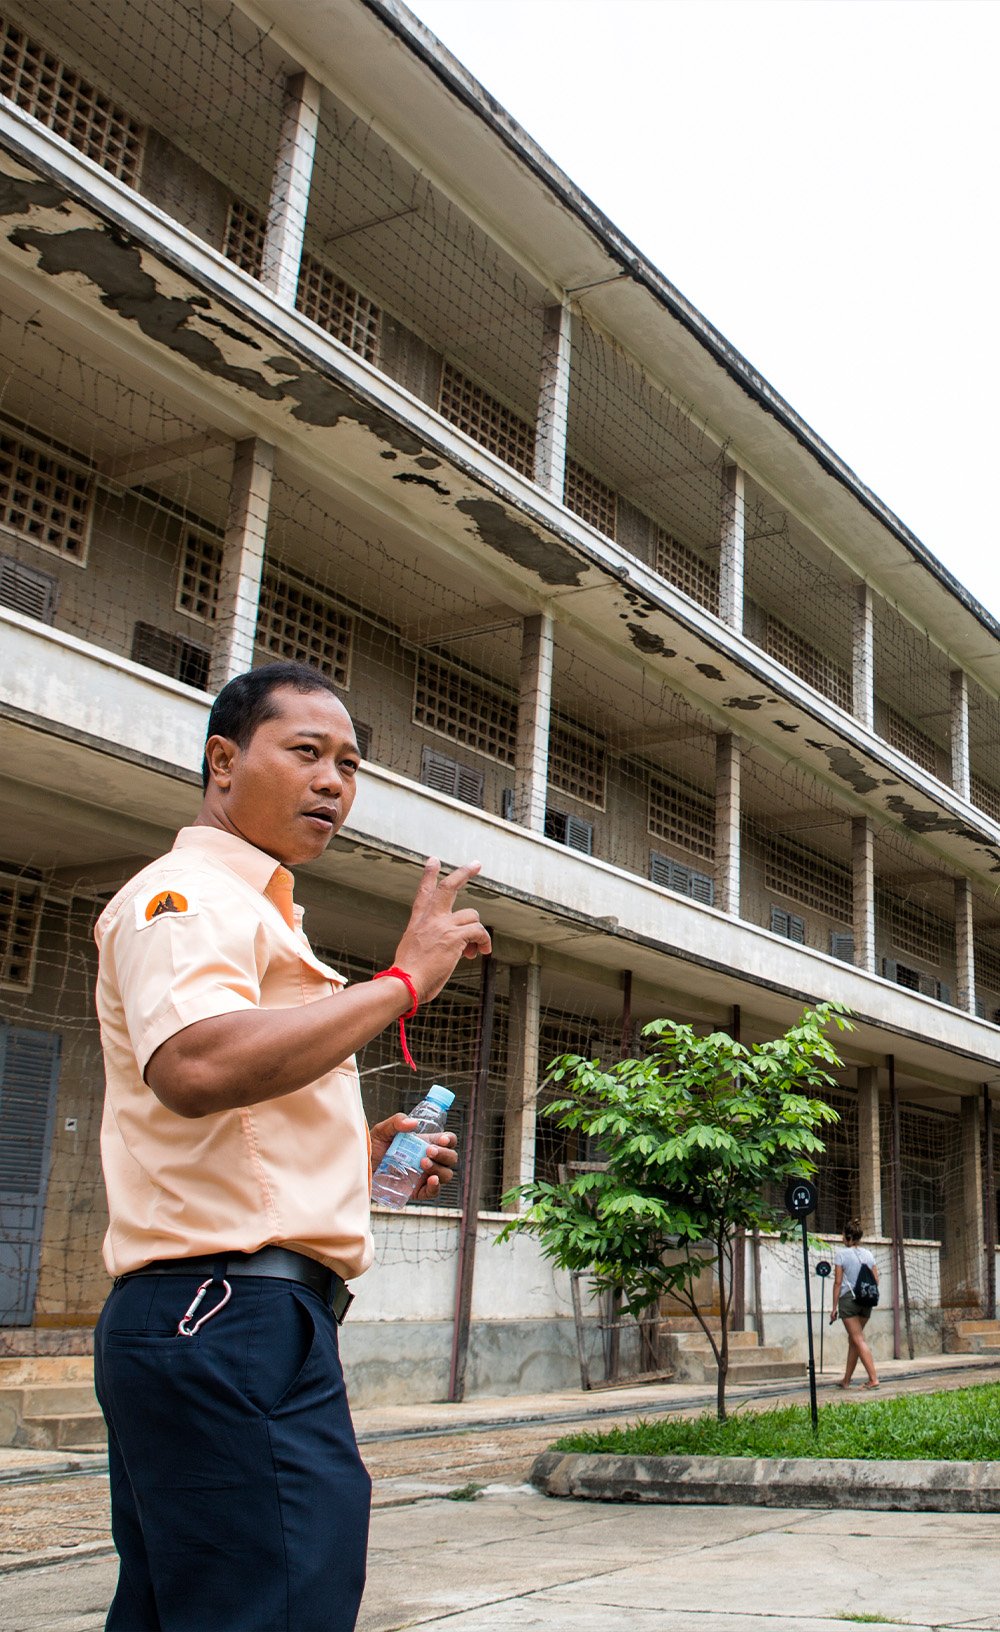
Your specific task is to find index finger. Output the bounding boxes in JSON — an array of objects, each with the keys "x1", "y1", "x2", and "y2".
[
  {"x1": 411, "y1": 857, "x2": 441, "y2": 906},
  {"x1": 438, "y1": 860, "x2": 482, "y2": 898}
]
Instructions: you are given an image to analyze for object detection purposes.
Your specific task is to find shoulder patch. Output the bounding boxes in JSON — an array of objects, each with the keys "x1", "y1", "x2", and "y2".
[{"x1": 135, "y1": 886, "x2": 200, "y2": 930}]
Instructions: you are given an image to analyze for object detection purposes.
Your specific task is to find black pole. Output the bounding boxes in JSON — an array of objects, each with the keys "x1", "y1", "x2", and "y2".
[
  {"x1": 819, "y1": 1272, "x2": 825, "y2": 1375},
  {"x1": 801, "y1": 1219, "x2": 818, "y2": 1431}
]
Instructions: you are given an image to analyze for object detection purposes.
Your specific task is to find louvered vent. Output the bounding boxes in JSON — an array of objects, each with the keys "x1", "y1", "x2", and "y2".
[
  {"x1": 131, "y1": 622, "x2": 210, "y2": 690},
  {"x1": 420, "y1": 747, "x2": 485, "y2": 807},
  {"x1": 0, "y1": 553, "x2": 58, "y2": 622},
  {"x1": 649, "y1": 852, "x2": 714, "y2": 905}
]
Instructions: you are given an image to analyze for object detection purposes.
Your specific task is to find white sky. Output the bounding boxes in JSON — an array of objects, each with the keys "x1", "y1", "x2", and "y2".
[{"x1": 406, "y1": 0, "x2": 1000, "y2": 619}]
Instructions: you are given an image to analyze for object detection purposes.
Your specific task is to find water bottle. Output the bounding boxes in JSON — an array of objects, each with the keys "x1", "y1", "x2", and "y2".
[{"x1": 370, "y1": 1085, "x2": 456, "y2": 1210}]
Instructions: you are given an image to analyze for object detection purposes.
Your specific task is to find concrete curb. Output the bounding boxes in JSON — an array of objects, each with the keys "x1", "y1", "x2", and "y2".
[{"x1": 531, "y1": 1450, "x2": 1000, "y2": 1512}]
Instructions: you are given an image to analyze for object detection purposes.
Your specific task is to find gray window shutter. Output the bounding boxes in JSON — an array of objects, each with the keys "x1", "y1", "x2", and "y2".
[
  {"x1": 649, "y1": 852, "x2": 715, "y2": 906},
  {"x1": 689, "y1": 869, "x2": 715, "y2": 906},
  {"x1": 0, "y1": 1025, "x2": 61, "y2": 1326},
  {"x1": 420, "y1": 747, "x2": 484, "y2": 807},
  {"x1": 830, "y1": 932, "x2": 855, "y2": 964},
  {"x1": 936, "y1": 982, "x2": 951, "y2": 1006},
  {"x1": 131, "y1": 623, "x2": 210, "y2": 690},
  {"x1": 649, "y1": 851, "x2": 672, "y2": 888},
  {"x1": 353, "y1": 721, "x2": 372, "y2": 760},
  {"x1": 564, "y1": 814, "x2": 593, "y2": 855},
  {"x1": 882, "y1": 958, "x2": 898, "y2": 983},
  {"x1": 0, "y1": 555, "x2": 59, "y2": 624},
  {"x1": 771, "y1": 906, "x2": 805, "y2": 943},
  {"x1": 454, "y1": 763, "x2": 485, "y2": 807},
  {"x1": 501, "y1": 787, "x2": 515, "y2": 820},
  {"x1": 975, "y1": 997, "x2": 987, "y2": 1020}
]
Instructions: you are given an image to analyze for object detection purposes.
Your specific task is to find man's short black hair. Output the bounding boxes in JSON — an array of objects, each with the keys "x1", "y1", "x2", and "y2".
[{"x1": 202, "y1": 662, "x2": 341, "y2": 789}]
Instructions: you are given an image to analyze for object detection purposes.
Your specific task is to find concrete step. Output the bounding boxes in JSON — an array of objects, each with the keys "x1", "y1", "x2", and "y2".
[
  {"x1": 669, "y1": 1329, "x2": 760, "y2": 1352},
  {"x1": 728, "y1": 1360, "x2": 806, "y2": 1383},
  {"x1": 944, "y1": 1320, "x2": 1000, "y2": 1355},
  {"x1": 0, "y1": 1355, "x2": 95, "y2": 1385},
  {"x1": 674, "y1": 1353, "x2": 806, "y2": 1385},
  {"x1": 3, "y1": 1384, "x2": 101, "y2": 1417},
  {"x1": 16, "y1": 1412, "x2": 107, "y2": 1451},
  {"x1": 0, "y1": 1328, "x2": 93, "y2": 1359}
]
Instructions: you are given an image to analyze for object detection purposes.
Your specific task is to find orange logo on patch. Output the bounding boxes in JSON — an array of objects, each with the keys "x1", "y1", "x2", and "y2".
[{"x1": 145, "y1": 890, "x2": 189, "y2": 922}]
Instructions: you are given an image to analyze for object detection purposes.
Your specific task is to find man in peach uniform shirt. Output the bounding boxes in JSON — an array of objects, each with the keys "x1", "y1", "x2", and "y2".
[{"x1": 93, "y1": 660, "x2": 491, "y2": 1632}]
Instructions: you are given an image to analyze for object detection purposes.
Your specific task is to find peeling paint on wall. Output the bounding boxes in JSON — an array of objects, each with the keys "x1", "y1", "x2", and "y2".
[
  {"x1": 804, "y1": 740, "x2": 880, "y2": 795},
  {"x1": 8, "y1": 217, "x2": 433, "y2": 452},
  {"x1": 393, "y1": 471, "x2": 451, "y2": 496},
  {"x1": 625, "y1": 624, "x2": 677, "y2": 657},
  {"x1": 724, "y1": 694, "x2": 769, "y2": 711},
  {"x1": 0, "y1": 174, "x2": 71, "y2": 217},
  {"x1": 693, "y1": 663, "x2": 726, "y2": 682},
  {"x1": 455, "y1": 498, "x2": 585, "y2": 586}
]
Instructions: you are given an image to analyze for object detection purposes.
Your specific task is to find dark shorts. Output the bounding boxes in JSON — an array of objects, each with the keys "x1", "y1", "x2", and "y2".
[
  {"x1": 95, "y1": 1272, "x2": 371, "y2": 1632},
  {"x1": 838, "y1": 1291, "x2": 868, "y2": 1320}
]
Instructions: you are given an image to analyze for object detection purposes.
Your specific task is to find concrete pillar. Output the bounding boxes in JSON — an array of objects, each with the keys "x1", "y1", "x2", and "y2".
[
  {"x1": 951, "y1": 669, "x2": 971, "y2": 801},
  {"x1": 940, "y1": 1097, "x2": 985, "y2": 1313},
  {"x1": 852, "y1": 816, "x2": 876, "y2": 974},
  {"x1": 852, "y1": 583, "x2": 875, "y2": 730},
  {"x1": 209, "y1": 438, "x2": 274, "y2": 691},
  {"x1": 502, "y1": 961, "x2": 542, "y2": 1200},
  {"x1": 513, "y1": 613, "x2": 553, "y2": 832},
  {"x1": 714, "y1": 732, "x2": 741, "y2": 916},
  {"x1": 718, "y1": 463, "x2": 745, "y2": 631},
  {"x1": 955, "y1": 877, "x2": 975, "y2": 1014},
  {"x1": 261, "y1": 71, "x2": 322, "y2": 306},
  {"x1": 533, "y1": 303, "x2": 572, "y2": 499},
  {"x1": 857, "y1": 1066, "x2": 882, "y2": 1236}
]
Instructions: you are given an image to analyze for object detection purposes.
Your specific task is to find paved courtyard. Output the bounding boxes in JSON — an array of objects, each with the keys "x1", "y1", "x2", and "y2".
[{"x1": 3, "y1": 1488, "x2": 1000, "y2": 1631}]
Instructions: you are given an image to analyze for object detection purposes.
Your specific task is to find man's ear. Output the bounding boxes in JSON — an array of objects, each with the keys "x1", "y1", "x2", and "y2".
[{"x1": 204, "y1": 734, "x2": 238, "y2": 789}]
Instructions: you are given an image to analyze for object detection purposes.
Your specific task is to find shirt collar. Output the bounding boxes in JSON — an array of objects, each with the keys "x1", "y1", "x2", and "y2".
[{"x1": 172, "y1": 826, "x2": 295, "y2": 924}]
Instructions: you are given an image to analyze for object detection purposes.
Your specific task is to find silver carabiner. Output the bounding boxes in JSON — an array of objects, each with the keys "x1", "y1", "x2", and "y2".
[{"x1": 176, "y1": 1276, "x2": 232, "y2": 1337}]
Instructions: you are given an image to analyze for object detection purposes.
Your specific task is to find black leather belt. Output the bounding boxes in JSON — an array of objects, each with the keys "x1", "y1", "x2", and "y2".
[{"x1": 120, "y1": 1245, "x2": 354, "y2": 1324}]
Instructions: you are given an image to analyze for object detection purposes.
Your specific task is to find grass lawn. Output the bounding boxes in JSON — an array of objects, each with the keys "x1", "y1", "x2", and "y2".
[{"x1": 553, "y1": 1382, "x2": 1000, "y2": 1462}]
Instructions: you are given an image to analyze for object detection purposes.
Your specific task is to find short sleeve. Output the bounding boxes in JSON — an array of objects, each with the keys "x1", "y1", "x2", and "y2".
[
  {"x1": 834, "y1": 1248, "x2": 846, "y2": 1269},
  {"x1": 104, "y1": 872, "x2": 263, "y2": 1075}
]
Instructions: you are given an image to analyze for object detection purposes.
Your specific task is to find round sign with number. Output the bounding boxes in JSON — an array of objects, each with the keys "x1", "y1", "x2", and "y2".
[
  {"x1": 784, "y1": 1178, "x2": 817, "y2": 1219},
  {"x1": 815, "y1": 1259, "x2": 832, "y2": 1278}
]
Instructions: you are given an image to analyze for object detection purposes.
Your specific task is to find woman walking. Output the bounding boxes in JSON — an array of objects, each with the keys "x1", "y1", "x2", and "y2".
[{"x1": 830, "y1": 1218, "x2": 880, "y2": 1388}]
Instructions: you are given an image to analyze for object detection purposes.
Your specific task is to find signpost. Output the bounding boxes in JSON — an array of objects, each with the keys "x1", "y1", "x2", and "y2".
[
  {"x1": 815, "y1": 1259, "x2": 832, "y2": 1375},
  {"x1": 785, "y1": 1179, "x2": 819, "y2": 1431}
]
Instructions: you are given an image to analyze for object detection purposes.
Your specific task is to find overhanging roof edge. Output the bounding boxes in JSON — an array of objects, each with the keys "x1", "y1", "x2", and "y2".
[{"x1": 358, "y1": 0, "x2": 1000, "y2": 649}]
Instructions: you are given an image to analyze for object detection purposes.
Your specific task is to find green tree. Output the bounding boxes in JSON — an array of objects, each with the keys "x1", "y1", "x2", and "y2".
[{"x1": 499, "y1": 1003, "x2": 851, "y2": 1420}]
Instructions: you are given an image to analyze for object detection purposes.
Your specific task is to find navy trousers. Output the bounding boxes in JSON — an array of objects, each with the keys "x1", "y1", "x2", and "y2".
[{"x1": 94, "y1": 1272, "x2": 371, "y2": 1632}]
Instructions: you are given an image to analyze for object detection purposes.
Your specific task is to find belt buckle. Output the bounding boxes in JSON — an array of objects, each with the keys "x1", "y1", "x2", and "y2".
[{"x1": 331, "y1": 1281, "x2": 354, "y2": 1325}]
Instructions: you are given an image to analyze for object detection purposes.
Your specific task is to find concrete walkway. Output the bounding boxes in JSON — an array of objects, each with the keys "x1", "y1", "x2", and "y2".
[
  {"x1": 2, "y1": 1352, "x2": 999, "y2": 1630},
  {"x1": 3, "y1": 1489, "x2": 1000, "y2": 1631}
]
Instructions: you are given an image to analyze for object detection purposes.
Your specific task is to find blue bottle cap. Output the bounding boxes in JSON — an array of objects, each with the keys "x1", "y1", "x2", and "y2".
[{"x1": 426, "y1": 1084, "x2": 455, "y2": 1110}]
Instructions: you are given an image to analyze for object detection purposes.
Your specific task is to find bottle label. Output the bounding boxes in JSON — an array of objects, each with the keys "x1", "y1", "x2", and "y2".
[{"x1": 381, "y1": 1131, "x2": 427, "y2": 1171}]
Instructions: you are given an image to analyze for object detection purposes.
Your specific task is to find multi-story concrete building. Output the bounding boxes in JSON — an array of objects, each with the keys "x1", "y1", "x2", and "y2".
[{"x1": 1, "y1": 0, "x2": 998, "y2": 1402}]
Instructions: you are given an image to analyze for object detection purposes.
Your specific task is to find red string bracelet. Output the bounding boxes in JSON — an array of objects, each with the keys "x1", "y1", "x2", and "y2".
[{"x1": 373, "y1": 966, "x2": 419, "y2": 1071}]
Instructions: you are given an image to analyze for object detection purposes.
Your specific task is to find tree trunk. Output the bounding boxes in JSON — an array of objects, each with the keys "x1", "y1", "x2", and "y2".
[{"x1": 716, "y1": 1231, "x2": 730, "y2": 1421}]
